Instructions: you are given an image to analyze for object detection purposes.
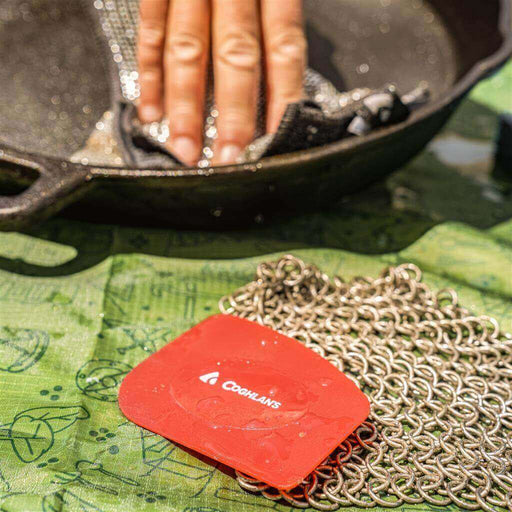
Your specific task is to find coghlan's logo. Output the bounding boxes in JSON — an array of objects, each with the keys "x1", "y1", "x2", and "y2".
[{"x1": 199, "y1": 372, "x2": 282, "y2": 409}]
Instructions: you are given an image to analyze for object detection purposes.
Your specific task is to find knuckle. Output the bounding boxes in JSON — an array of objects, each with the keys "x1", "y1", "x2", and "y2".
[
  {"x1": 218, "y1": 110, "x2": 255, "y2": 142},
  {"x1": 169, "y1": 125, "x2": 201, "y2": 139},
  {"x1": 269, "y1": 28, "x2": 307, "y2": 63},
  {"x1": 138, "y1": 48, "x2": 162, "y2": 68},
  {"x1": 170, "y1": 119, "x2": 203, "y2": 138},
  {"x1": 139, "y1": 69, "x2": 161, "y2": 88},
  {"x1": 167, "y1": 101, "x2": 202, "y2": 121},
  {"x1": 218, "y1": 32, "x2": 261, "y2": 71},
  {"x1": 139, "y1": 25, "x2": 166, "y2": 51},
  {"x1": 272, "y1": 92, "x2": 302, "y2": 107},
  {"x1": 165, "y1": 33, "x2": 205, "y2": 65}
]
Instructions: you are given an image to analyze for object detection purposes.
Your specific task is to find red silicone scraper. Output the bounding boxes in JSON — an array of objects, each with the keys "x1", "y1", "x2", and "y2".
[{"x1": 119, "y1": 314, "x2": 370, "y2": 490}]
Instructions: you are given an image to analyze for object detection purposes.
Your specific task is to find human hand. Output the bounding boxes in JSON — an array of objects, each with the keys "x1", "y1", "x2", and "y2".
[{"x1": 137, "y1": 0, "x2": 307, "y2": 166}]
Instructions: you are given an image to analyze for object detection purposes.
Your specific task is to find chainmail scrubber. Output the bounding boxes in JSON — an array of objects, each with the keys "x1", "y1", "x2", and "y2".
[{"x1": 219, "y1": 256, "x2": 512, "y2": 511}]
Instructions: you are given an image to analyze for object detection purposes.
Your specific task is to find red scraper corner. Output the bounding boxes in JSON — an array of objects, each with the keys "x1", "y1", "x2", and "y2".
[{"x1": 119, "y1": 314, "x2": 370, "y2": 490}]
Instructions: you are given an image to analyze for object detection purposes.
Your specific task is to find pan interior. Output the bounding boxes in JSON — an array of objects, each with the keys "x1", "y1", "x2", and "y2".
[
  {"x1": 304, "y1": 0, "x2": 503, "y2": 96},
  {"x1": 0, "y1": 0, "x2": 112, "y2": 161},
  {"x1": 304, "y1": 0, "x2": 457, "y2": 98},
  {"x1": 0, "y1": 0, "x2": 505, "y2": 163}
]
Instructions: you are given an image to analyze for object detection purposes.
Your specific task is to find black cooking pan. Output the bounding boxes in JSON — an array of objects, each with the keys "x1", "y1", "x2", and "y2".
[{"x1": 0, "y1": 0, "x2": 511, "y2": 231}]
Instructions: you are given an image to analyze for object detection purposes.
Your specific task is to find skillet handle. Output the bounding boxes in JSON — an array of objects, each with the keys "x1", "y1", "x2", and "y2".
[{"x1": 0, "y1": 147, "x2": 92, "y2": 232}]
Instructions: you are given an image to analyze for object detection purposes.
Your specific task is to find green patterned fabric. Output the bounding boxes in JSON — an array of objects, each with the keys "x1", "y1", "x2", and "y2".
[{"x1": 1, "y1": 61, "x2": 511, "y2": 512}]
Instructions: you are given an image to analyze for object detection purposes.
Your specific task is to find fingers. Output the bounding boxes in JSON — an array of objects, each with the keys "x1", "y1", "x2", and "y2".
[
  {"x1": 165, "y1": 0, "x2": 210, "y2": 165},
  {"x1": 139, "y1": 0, "x2": 305, "y2": 166},
  {"x1": 137, "y1": 0, "x2": 169, "y2": 123},
  {"x1": 261, "y1": 0, "x2": 307, "y2": 133},
  {"x1": 212, "y1": 0, "x2": 261, "y2": 165}
]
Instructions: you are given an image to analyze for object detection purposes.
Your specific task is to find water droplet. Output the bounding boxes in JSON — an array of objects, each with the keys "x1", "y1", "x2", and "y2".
[
  {"x1": 357, "y1": 63, "x2": 370, "y2": 74},
  {"x1": 299, "y1": 431, "x2": 306, "y2": 438},
  {"x1": 319, "y1": 378, "x2": 333, "y2": 387},
  {"x1": 296, "y1": 389, "x2": 307, "y2": 402},
  {"x1": 244, "y1": 419, "x2": 267, "y2": 430},
  {"x1": 213, "y1": 413, "x2": 232, "y2": 425},
  {"x1": 196, "y1": 396, "x2": 224, "y2": 413}
]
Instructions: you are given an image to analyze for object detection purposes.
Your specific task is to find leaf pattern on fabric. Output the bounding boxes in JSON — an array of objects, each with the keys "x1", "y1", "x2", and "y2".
[{"x1": 0, "y1": 406, "x2": 89, "y2": 463}]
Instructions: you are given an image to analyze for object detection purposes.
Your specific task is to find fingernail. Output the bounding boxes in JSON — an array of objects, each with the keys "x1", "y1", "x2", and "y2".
[
  {"x1": 170, "y1": 136, "x2": 198, "y2": 165},
  {"x1": 219, "y1": 144, "x2": 242, "y2": 164},
  {"x1": 139, "y1": 105, "x2": 162, "y2": 123}
]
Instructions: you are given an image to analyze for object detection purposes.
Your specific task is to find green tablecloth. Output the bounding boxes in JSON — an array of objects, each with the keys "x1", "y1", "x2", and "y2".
[{"x1": 0, "y1": 61, "x2": 511, "y2": 512}]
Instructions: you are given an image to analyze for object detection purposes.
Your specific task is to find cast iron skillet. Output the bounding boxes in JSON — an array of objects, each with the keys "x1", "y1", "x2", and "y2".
[{"x1": 0, "y1": 0, "x2": 511, "y2": 231}]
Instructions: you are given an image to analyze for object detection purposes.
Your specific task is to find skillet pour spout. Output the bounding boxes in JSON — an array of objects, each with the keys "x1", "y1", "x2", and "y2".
[{"x1": 0, "y1": 0, "x2": 511, "y2": 230}]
